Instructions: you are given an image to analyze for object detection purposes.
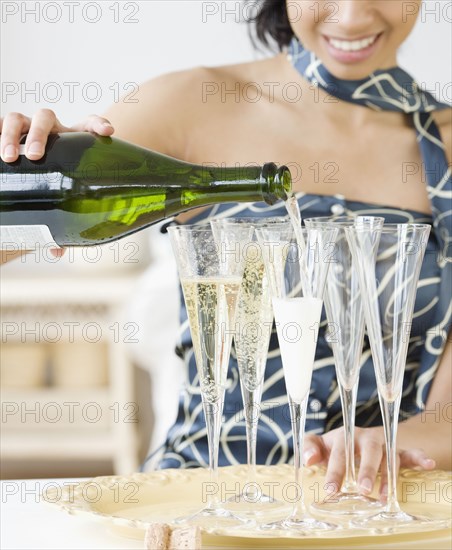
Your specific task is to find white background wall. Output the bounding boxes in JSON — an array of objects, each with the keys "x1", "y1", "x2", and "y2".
[
  {"x1": 1, "y1": 0, "x2": 451, "y2": 123},
  {"x1": 1, "y1": 1, "x2": 258, "y2": 123}
]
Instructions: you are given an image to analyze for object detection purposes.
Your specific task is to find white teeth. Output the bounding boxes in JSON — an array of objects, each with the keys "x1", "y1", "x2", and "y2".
[{"x1": 329, "y1": 35, "x2": 377, "y2": 52}]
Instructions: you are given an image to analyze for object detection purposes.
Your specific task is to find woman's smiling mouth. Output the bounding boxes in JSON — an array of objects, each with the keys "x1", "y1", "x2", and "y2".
[{"x1": 323, "y1": 33, "x2": 383, "y2": 63}]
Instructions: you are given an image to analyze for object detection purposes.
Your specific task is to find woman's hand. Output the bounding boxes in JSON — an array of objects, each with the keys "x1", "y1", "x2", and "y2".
[
  {"x1": 0, "y1": 109, "x2": 114, "y2": 162},
  {"x1": 0, "y1": 110, "x2": 114, "y2": 263},
  {"x1": 304, "y1": 426, "x2": 436, "y2": 499}
]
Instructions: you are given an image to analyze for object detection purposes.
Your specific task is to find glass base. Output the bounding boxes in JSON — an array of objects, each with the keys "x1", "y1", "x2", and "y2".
[
  {"x1": 224, "y1": 491, "x2": 292, "y2": 517},
  {"x1": 311, "y1": 491, "x2": 383, "y2": 516},
  {"x1": 261, "y1": 515, "x2": 338, "y2": 534},
  {"x1": 352, "y1": 509, "x2": 451, "y2": 534},
  {"x1": 174, "y1": 505, "x2": 250, "y2": 529}
]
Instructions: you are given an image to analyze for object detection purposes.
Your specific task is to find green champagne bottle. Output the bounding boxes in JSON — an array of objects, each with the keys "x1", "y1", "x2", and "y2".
[{"x1": 0, "y1": 133, "x2": 291, "y2": 249}]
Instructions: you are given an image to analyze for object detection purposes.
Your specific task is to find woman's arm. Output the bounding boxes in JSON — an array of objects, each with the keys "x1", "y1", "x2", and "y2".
[
  {"x1": 0, "y1": 111, "x2": 115, "y2": 264},
  {"x1": 397, "y1": 335, "x2": 451, "y2": 470}
]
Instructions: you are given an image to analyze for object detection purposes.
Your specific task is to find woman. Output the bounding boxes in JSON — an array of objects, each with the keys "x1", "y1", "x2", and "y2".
[{"x1": 1, "y1": 1, "x2": 450, "y2": 497}]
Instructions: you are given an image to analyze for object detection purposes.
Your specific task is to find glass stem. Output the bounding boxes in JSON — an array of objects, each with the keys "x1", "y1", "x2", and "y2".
[
  {"x1": 338, "y1": 382, "x2": 359, "y2": 494},
  {"x1": 241, "y1": 383, "x2": 263, "y2": 497},
  {"x1": 289, "y1": 394, "x2": 309, "y2": 520},
  {"x1": 204, "y1": 396, "x2": 225, "y2": 509},
  {"x1": 379, "y1": 393, "x2": 402, "y2": 514}
]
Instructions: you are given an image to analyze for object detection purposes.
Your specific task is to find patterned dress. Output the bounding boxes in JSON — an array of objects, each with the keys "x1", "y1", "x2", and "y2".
[
  {"x1": 147, "y1": 190, "x2": 450, "y2": 469},
  {"x1": 144, "y1": 45, "x2": 451, "y2": 470}
]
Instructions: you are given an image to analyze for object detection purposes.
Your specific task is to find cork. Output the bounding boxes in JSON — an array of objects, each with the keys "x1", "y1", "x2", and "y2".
[
  {"x1": 169, "y1": 526, "x2": 202, "y2": 549},
  {"x1": 144, "y1": 523, "x2": 171, "y2": 550},
  {"x1": 144, "y1": 523, "x2": 202, "y2": 550}
]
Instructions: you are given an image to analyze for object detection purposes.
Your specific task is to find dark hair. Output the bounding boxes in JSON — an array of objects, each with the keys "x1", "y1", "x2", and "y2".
[{"x1": 245, "y1": 0, "x2": 293, "y2": 51}]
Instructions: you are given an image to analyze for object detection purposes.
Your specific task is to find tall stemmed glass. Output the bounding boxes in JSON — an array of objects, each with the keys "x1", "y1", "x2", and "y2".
[
  {"x1": 305, "y1": 216, "x2": 384, "y2": 516},
  {"x1": 168, "y1": 223, "x2": 252, "y2": 528},
  {"x1": 346, "y1": 223, "x2": 448, "y2": 531},
  {"x1": 256, "y1": 222, "x2": 339, "y2": 533},
  {"x1": 211, "y1": 217, "x2": 292, "y2": 515}
]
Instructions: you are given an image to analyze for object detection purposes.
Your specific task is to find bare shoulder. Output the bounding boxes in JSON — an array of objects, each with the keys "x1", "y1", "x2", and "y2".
[
  {"x1": 432, "y1": 108, "x2": 452, "y2": 164},
  {"x1": 196, "y1": 55, "x2": 287, "y2": 101},
  {"x1": 157, "y1": 56, "x2": 284, "y2": 109},
  {"x1": 103, "y1": 67, "x2": 211, "y2": 158},
  {"x1": 104, "y1": 56, "x2": 283, "y2": 159}
]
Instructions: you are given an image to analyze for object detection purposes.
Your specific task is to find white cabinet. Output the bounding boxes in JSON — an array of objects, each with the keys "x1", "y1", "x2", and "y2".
[{"x1": 0, "y1": 274, "x2": 141, "y2": 475}]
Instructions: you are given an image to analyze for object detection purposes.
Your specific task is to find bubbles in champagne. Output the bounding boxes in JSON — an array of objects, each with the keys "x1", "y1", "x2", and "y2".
[
  {"x1": 181, "y1": 277, "x2": 241, "y2": 404},
  {"x1": 234, "y1": 257, "x2": 273, "y2": 392}
]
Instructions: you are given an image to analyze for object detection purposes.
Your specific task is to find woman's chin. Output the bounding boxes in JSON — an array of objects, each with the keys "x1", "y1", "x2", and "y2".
[
  {"x1": 321, "y1": 61, "x2": 381, "y2": 81},
  {"x1": 315, "y1": 53, "x2": 391, "y2": 81}
]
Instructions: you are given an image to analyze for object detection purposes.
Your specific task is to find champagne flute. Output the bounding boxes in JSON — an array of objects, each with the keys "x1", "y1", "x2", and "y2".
[
  {"x1": 255, "y1": 222, "x2": 340, "y2": 533},
  {"x1": 167, "y1": 223, "x2": 252, "y2": 528},
  {"x1": 346, "y1": 223, "x2": 450, "y2": 532},
  {"x1": 305, "y1": 216, "x2": 384, "y2": 516},
  {"x1": 211, "y1": 217, "x2": 292, "y2": 516}
]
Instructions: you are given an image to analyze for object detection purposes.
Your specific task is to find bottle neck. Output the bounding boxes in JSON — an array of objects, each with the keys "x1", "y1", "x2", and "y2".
[{"x1": 194, "y1": 162, "x2": 292, "y2": 205}]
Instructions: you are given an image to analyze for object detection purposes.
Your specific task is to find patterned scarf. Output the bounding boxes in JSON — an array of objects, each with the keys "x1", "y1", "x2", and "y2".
[
  {"x1": 286, "y1": 38, "x2": 451, "y2": 414},
  {"x1": 288, "y1": 37, "x2": 451, "y2": 263},
  {"x1": 288, "y1": 37, "x2": 447, "y2": 113}
]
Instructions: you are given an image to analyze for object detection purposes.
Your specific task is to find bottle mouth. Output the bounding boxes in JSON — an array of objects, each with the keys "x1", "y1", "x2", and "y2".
[
  {"x1": 276, "y1": 165, "x2": 292, "y2": 198},
  {"x1": 261, "y1": 163, "x2": 292, "y2": 204}
]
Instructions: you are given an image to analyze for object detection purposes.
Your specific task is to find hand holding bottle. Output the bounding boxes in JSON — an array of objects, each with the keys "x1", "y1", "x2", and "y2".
[
  {"x1": 0, "y1": 109, "x2": 114, "y2": 163},
  {"x1": 0, "y1": 110, "x2": 114, "y2": 263}
]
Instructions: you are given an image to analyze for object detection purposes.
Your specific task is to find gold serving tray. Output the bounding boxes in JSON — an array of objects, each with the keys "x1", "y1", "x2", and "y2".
[{"x1": 44, "y1": 465, "x2": 452, "y2": 549}]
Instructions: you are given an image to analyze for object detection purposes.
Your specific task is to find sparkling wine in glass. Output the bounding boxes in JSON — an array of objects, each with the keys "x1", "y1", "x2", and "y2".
[
  {"x1": 168, "y1": 223, "x2": 252, "y2": 528},
  {"x1": 346, "y1": 223, "x2": 450, "y2": 532},
  {"x1": 305, "y1": 216, "x2": 385, "y2": 516},
  {"x1": 211, "y1": 217, "x2": 292, "y2": 516},
  {"x1": 256, "y1": 222, "x2": 340, "y2": 533}
]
